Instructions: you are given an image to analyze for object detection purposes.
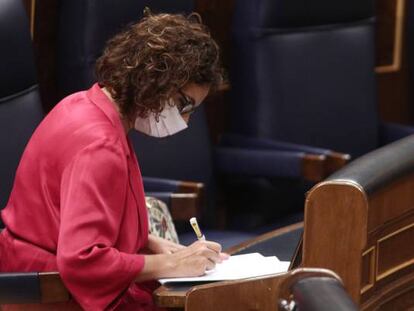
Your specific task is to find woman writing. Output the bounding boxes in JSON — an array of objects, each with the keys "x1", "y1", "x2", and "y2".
[{"x1": 0, "y1": 12, "x2": 226, "y2": 311}]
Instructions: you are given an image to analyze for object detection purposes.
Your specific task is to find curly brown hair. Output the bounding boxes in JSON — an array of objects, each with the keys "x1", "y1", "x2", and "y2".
[{"x1": 95, "y1": 12, "x2": 223, "y2": 120}]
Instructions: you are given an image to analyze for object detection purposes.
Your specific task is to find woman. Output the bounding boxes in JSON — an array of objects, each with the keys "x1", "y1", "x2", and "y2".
[{"x1": 0, "y1": 12, "x2": 226, "y2": 311}]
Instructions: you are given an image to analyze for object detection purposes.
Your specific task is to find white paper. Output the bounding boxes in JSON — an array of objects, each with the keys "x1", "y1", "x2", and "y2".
[{"x1": 159, "y1": 252, "x2": 290, "y2": 284}]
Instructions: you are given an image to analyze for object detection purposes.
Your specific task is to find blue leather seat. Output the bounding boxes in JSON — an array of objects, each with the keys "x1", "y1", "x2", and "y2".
[
  {"x1": 229, "y1": 0, "x2": 414, "y2": 159},
  {"x1": 0, "y1": 0, "x2": 70, "y2": 305},
  {"x1": 0, "y1": 0, "x2": 44, "y2": 227},
  {"x1": 57, "y1": 0, "x2": 195, "y2": 98},
  {"x1": 222, "y1": 0, "x2": 414, "y2": 224}
]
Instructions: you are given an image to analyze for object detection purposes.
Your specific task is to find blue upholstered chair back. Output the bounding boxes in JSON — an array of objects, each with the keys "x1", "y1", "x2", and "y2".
[
  {"x1": 57, "y1": 0, "x2": 194, "y2": 97},
  {"x1": 230, "y1": 0, "x2": 378, "y2": 158},
  {"x1": 239, "y1": 0, "x2": 373, "y2": 28},
  {"x1": 57, "y1": 0, "x2": 214, "y2": 186},
  {"x1": 0, "y1": 0, "x2": 44, "y2": 212}
]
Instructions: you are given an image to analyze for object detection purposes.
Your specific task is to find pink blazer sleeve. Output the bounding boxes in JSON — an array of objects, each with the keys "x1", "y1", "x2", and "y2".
[{"x1": 58, "y1": 138, "x2": 145, "y2": 311}]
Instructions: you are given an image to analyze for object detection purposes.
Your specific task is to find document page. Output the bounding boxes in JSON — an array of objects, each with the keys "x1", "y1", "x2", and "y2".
[{"x1": 159, "y1": 253, "x2": 290, "y2": 284}]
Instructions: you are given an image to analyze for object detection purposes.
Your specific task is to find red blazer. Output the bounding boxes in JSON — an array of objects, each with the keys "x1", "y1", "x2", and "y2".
[{"x1": 0, "y1": 84, "x2": 159, "y2": 310}]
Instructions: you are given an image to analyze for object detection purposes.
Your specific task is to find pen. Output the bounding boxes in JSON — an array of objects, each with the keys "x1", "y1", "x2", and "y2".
[{"x1": 190, "y1": 217, "x2": 205, "y2": 240}]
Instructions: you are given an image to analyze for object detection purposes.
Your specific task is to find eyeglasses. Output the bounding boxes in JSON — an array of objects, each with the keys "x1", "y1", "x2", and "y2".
[{"x1": 177, "y1": 90, "x2": 196, "y2": 114}]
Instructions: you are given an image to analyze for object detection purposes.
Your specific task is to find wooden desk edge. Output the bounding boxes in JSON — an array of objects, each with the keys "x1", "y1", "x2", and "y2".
[
  {"x1": 154, "y1": 273, "x2": 288, "y2": 308},
  {"x1": 154, "y1": 285, "x2": 188, "y2": 308},
  {"x1": 153, "y1": 221, "x2": 304, "y2": 308}
]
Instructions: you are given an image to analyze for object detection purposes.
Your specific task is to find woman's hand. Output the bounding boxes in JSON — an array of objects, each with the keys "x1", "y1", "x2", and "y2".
[
  {"x1": 146, "y1": 234, "x2": 185, "y2": 254},
  {"x1": 166, "y1": 240, "x2": 230, "y2": 277},
  {"x1": 136, "y1": 239, "x2": 229, "y2": 282}
]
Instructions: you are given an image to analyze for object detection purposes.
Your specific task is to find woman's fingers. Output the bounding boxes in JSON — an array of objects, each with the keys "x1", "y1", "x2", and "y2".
[
  {"x1": 204, "y1": 240, "x2": 222, "y2": 253},
  {"x1": 220, "y1": 252, "x2": 230, "y2": 260},
  {"x1": 201, "y1": 247, "x2": 222, "y2": 264},
  {"x1": 193, "y1": 241, "x2": 224, "y2": 264},
  {"x1": 164, "y1": 239, "x2": 230, "y2": 277},
  {"x1": 189, "y1": 240, "x2": 222, "y2": 253},
  {"x1": 205, "y1": 257, "x2": 216, "y2": 271},
  {"x1": 170, "y1": 243, "x2": 185, "y2": 253},
  {"x1": 168, "y1": 241, "x2": 224, "y2": 274}
]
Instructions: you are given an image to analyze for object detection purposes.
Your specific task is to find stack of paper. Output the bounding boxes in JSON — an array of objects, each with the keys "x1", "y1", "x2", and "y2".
[{"x1": 159, "y1": 253, "x2": 290, "y2": 284}]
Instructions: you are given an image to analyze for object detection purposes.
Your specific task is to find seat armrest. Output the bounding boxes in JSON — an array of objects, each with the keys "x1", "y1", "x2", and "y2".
[
  {"x1": 39, "y1": 272, "x2": 69, "y2": 303},
  {"x1": 220, "y1": 134, "x2": 350, "y2": 178},
  {"x1": 215, "y1": 146, "x2": 326, "y2": 182},
  {"x1": 0, "y1": 272, "x2": 69, "y2": 304},
  {"x1": 324, "y1": 151, "x2": 351, "y2": 176},
  {"x1": 221, "y1": 133, "x2": 333, "y2": 155},
  {"x1": 146, "y1": 192, "x2": 200, "y2": 221},
  {"x1": 143, "y1": 177, "x2": 204, "y2": 201},
  {"x1": 144, "y1": 177, "x2": 205, "y2": 221},
  {"x1": 302, "y1": 154, "x2": 326, "y2": 182},
  {"x1": 278, "y1": 269, "x2": 358, "y2": 311},
  {"x1": 286, "y1": 274, "x2": 358, "y2": 311},
  {"x1": 143, "y1": 177, "x2": 203, "y2": 192}
]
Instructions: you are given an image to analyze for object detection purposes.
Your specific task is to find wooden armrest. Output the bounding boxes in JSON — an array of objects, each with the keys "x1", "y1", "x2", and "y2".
[
  {"x1": 154, "y1": 274, "x2": 286, "y2": 310},
  {"x1": 170, "y1": 193, "x2": 200, "y2": 221},
  {"x1": 324, "y1": 151, "x2": 351, "y2": 176},
  {"x1": 39, "y1": 272, "x2": 70, "y2": 303},
  {"x1": 278, "y1": 268, "x2": 342, "y2": 300},
  {"x1": 174, "y1": 182, "x2": 205, "y2": 221},
  {"x1": 301, "y1": 154, "x2": 326, "y2": 182},
  {"x1": 0, "y1": 272, "x2": 69, "y2": 305},
  {"x1": 153, "y1": 268, "x2": 343, "y2": 310},
  {"x1": 178, "y1": 181, "x2": 204, "y2": 197},
  {"x1": 185, "y1": 275, "x2": 286, "y2": 311},
  {"x1": 154, "y1": 285, "x2": 188, "y2": 308}
]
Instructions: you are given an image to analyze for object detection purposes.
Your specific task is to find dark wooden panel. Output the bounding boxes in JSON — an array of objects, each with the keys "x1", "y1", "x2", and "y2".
[
  {"x1": 195, "y1": 0, "x2": 234, "y2": 75},
  {"x1": 195, "y1": 0, "x2": 235, "y2": 143},
  {"x1": 22, "y1": 0, "x2": 59, "y2": 112},
  {"x1": 22, "y1": 0, "x2": 34, "y2": 37},
  {"x1": 32, "y1": 0, "x2": 59, "y2": 112},
  {"x1": 375, "y1": 0, "x2": 400, "y2": 67},
  {"x1": 39, "y1": 272, "x2": 70, "y2": 303},
  {"x1": 375, "y1": 0, "x2": 413, "y2": 124},
  {"x1": 377, "y1": 223, "x2": 414, "y2": 280},
  {"x1": 361, "y1": 247, "x2": 375, "y2": 294},
  {"x1": 368, "y1": 175, "x2": 414, "y2": 231},
  {"x1": 361, "y1": 208, "x2": 414, "y2": 304}
]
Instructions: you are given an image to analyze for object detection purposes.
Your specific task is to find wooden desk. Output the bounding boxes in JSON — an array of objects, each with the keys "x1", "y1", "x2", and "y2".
[
  {"x1": 153, "y1": 222, "x2": 303, "y2": 310},
  {"x1": 154, "y1": 274, "x2": 287, "y2": 310},
  {"x1": 155, "y1": 135, "x2": 414, "y2": 310},
  {"x1": 154, "y1": 269, "x2": 343, "y2": 311},
  {"x1": 154, "y1": 284, "x2": 188, "y2": 309}
]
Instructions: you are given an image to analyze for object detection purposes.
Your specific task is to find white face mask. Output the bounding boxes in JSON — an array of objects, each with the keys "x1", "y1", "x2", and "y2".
[{"x1": 134, "y1": 99, "x2": 188, "y2": 137}]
